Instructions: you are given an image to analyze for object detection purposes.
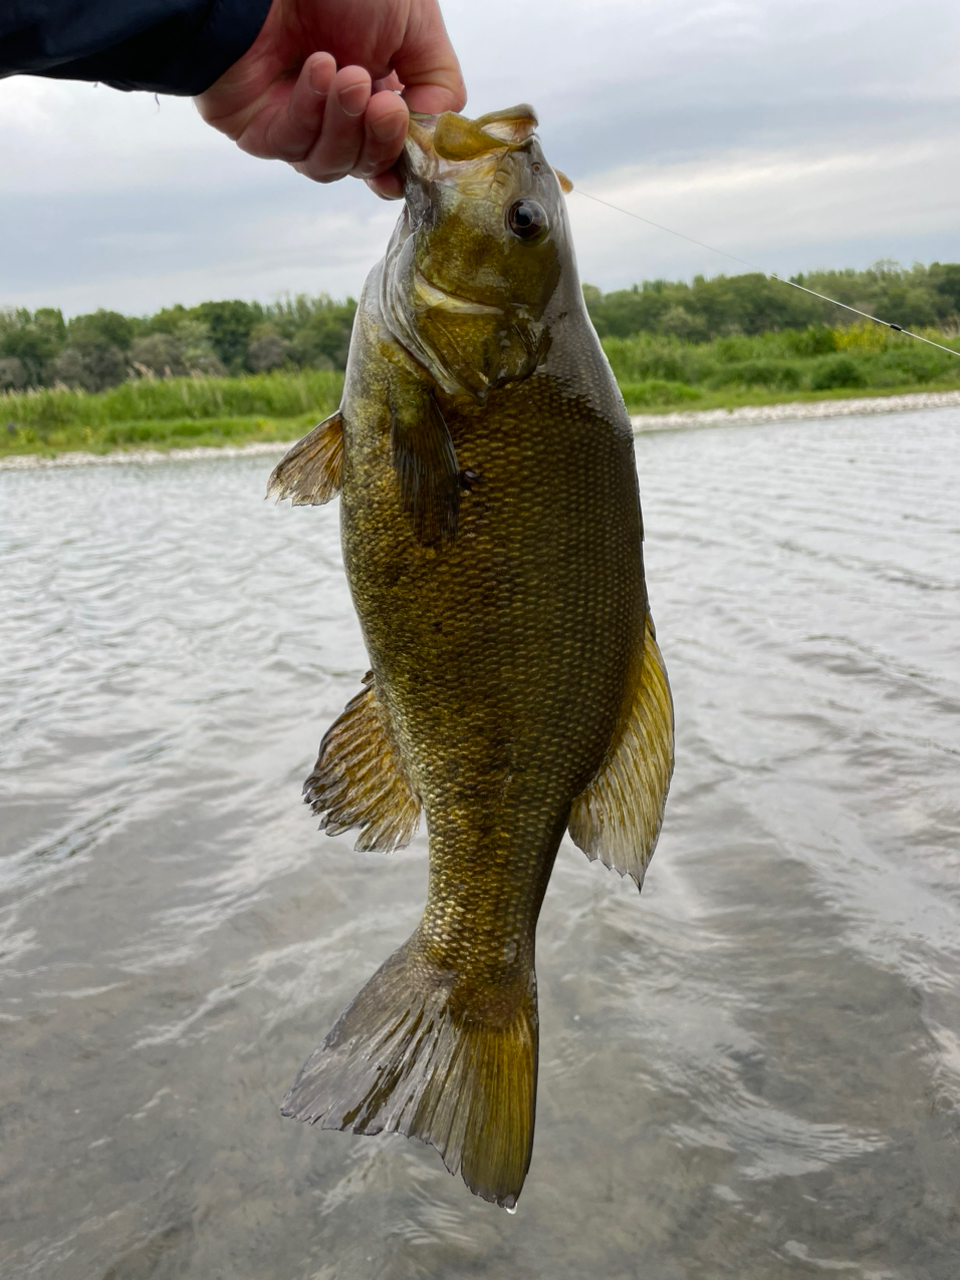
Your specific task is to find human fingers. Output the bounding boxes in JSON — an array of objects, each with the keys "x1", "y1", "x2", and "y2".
[
  {"x1": 366, "y1": 168, "x2": 406, "y2": 200},
  {"x1": 252, "y1": 51, "x2": 336, "y2": 162},
  {"x1": 393, "y1": 0, "x2": 467, "y2": 116},
  {"x1": 373, "y1": 72, "x2": 404, "y2": 95},
  {"x1": 354, "y1": 90, "x2": 409, "y2": 181},
  {"x1": 294, "y1": 65, "x2": 371, "y2": 183}
]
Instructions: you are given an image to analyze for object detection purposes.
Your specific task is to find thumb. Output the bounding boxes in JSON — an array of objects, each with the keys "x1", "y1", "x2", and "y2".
[
  {"x1": 392, "y1": 5, "x2": 467, "y2": 115},
  {"x1": 401, "y1": 69, "x2": 466, "y2": 115}
]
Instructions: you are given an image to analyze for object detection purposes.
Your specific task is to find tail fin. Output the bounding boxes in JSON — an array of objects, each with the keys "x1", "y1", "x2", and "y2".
[{"x1": 280, "y1": 938, "x2": 538, "y2": 1209}]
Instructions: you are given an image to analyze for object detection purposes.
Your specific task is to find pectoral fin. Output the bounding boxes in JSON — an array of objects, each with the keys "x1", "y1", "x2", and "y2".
[
  {"x1": 305, "y1": 673, "x2": 421, "y2": 853},
  {"x1": 568, "y1": 614, "x2": 674, "y2": 888},
  {"x1": 267, "y1": 410, "x2": 344, "y2": 506},
  {"x1": 391, "y1": 391, "x2": 460, "y2": 546}
]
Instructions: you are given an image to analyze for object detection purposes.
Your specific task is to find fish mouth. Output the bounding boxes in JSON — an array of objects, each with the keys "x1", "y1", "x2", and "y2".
[
  {"x1": 403, "y1": 104, "x2": 539, "y2": 181},
  {"x1": 413, "y1": 267, "x2": 503, "y2": 317}
]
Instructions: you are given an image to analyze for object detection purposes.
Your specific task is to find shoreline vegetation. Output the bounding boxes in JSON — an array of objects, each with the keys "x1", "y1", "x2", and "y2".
[
  {"x1": 4, "y1": 365, "x2": 960, "y2": 465},
  {"x1": 4, "y1": 333, "x2": 960, "y2": 464},
  {"x1": 3, "y1": 260, "x2": 959, "y2": 462},
  {"x1": 4, "y1": 386, "x2": 959, "y2": 471}
]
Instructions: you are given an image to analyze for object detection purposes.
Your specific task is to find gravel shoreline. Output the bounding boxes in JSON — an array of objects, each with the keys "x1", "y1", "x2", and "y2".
[
  {"x1": 629, "y1": 388, "x2": 960, "y2": 432},
  {"x1": 0, "y1": 440, "x2": 292, "y2": 472},
  {"x1": 3, "y1": 389, "x2": 959, "y2": 471}
]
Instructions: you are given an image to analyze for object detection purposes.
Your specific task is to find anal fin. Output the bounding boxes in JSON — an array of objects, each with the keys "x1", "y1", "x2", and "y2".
[
  {"x1": 305, "y1": 673, "x2": 421, "y2": 852},
  {"x1": 568, "y1": 613, "x2": 674, "y2": 888},
  {"x1": 267, "y1": 410, "x2": 344, "y2": 506}
]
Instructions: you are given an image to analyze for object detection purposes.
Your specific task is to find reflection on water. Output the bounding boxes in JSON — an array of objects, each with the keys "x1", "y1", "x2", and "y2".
[{"x1": 1, "y1": 410, "x2": 959, "y2": 1279}]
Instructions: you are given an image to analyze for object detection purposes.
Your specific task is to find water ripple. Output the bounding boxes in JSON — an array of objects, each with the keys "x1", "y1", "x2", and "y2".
[{"x1": 2, "y1": 417, "x2": 959, "y2": 1277}]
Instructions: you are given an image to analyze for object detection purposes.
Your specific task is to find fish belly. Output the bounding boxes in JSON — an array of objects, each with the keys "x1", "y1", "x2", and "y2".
[{"x1": 342, "y1": 374, "x2": 646, "y2": 962}]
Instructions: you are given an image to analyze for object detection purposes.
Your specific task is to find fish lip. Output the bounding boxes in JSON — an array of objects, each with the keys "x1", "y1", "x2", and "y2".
[
  {"x1": 402, "y1": 117, "x2": 439, "y2": 185},
  {"x1": 402, "y1": 106, "x2": 540, "y2": 186},
  {"x1": 413, "y1": 266, "x2": 503, "y2": 317}
]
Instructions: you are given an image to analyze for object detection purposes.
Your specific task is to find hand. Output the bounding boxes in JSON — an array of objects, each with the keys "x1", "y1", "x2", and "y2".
[{"x1": 195, "y1": 0, "x2": 466, "y2": 198}]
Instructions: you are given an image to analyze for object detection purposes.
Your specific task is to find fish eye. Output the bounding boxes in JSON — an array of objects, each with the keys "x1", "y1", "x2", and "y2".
[{"x1": 507, "y1": 200, "x2": 548, "y2": 242}]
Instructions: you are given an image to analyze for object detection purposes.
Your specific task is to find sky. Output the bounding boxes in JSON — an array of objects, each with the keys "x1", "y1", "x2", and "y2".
[{"x1": 1, "y1": 0, "x2": 959, "y2": 317}]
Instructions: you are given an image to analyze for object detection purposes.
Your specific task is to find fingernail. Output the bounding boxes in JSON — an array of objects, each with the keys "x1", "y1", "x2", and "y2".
[
  {"x1": 339, "y1": 83, "x2": 368, "y2": 118},
  {"x1": 365, "y1": 176, "x2": 403, "y2": 201},
  {"x1": 308, "y1": 57, "x2": 332, "y2": 98},
  {"x1": 370, "y1": 114, "x2": 406, "y2": 144}
]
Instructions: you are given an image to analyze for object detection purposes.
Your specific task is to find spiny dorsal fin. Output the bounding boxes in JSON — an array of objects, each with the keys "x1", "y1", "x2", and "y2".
[
  {"x1": 391, "y1": 392, "x2": 460, "y2": 547},
  {"x1": 305, "y1": 673, "x2": 421, "y2": 853},
  {"x1": 568, "y1": 613, "x2": 674, "y2": 888},
  {"x1": 267, "y1": 410, "x2": 344, "y2": 506}
]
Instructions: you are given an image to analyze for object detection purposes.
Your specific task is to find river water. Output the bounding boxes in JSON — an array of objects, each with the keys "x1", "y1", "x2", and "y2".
[{"x1": 1, "y1": 409, "x2": 958, "y2": 1279}]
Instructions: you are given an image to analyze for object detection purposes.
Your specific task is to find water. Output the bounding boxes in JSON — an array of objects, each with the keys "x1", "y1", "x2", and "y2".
[{"x1": 1, "y1": 409, "x2": 958, "y2": 1279}]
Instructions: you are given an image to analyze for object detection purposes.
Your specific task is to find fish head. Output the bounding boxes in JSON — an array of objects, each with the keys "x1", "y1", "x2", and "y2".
[{"x1": 380, "y1": 105, "x2": 576, "y2": 399}]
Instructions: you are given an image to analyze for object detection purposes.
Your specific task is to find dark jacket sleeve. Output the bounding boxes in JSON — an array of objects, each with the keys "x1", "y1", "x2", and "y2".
[{"x1": 0, "y1": 0, "x2": 273, "y2": 96}]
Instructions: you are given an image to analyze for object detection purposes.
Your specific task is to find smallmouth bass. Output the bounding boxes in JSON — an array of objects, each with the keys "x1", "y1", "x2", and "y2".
[{"x1": 269, "y1": 105, "x2": 674, "y2": 1209}]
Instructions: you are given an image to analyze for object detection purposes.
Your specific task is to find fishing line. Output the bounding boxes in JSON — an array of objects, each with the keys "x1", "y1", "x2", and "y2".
[{"x1": 572, "y1": 187, "x2": 960, "y2": 360}]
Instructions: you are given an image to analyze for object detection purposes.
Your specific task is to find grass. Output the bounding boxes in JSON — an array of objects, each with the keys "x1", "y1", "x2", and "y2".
[
  {"x1": 0, "y1": 413, "x2": 319, "y2": 459},
  {"x1": 3, "y1": 330, "x2": 960, "y2": 460},
  {"x1": 0, "y1": 369, "x2": 342, "y2": 458}
]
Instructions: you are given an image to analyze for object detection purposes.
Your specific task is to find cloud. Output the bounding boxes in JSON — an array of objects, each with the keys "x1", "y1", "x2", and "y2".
[
  {"x1": 566, "y1": 131, "x2": 960, "y2": 288},
  {"x1": 1, "y1": 0, "x2": 958, "y2": 314}
]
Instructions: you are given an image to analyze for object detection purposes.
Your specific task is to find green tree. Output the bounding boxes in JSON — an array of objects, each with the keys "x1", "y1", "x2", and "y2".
[
  {"x1": 146, "y1": 304, "x2": 190, "y2": 335},
  {"x1": 931, "y1": 263, "x2": 960, "y2": 320},
  {"x1": 192, "y1": 299, "x2": 263, "y2": 372},
  {"x1": 0, "y1": 307, "x2": 67, "y2": 385},
  {"x1": 0, "y1": 356, "x2": 27, "y2": 390},
  {"x1": 288, "y1": 296, "x2": 357, "y2": 370},
  {"x1": 247, "y1": 323, "x2": 291, "y2": 373},
  {"x1": 52, "y1": 343, "x2": 127, "y2": 392},
  {"x1": 129, "y1": 332, "x2": 186, "y2": 378},
  {"x1": 67, "y1": 309, "x2": 134, "y2": 351},
  {"x1": 173, "y1": 318, "x2": 227, "y2": 376}
]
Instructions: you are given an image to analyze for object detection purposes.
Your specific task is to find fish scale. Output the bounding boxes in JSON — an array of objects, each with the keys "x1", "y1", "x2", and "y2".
[{"x1": 268, "y1": 104, "x2": 674, "y2": 1208}]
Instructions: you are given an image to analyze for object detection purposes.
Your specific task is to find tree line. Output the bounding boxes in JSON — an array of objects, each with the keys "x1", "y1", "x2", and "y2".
[
  {"x1": 0, "y1": 295, "x2": 358, "y2": 393},
  {"x1": 583, "y1": 259, "x2": 960, "y2": 342},
  {"x1": 3, "y1": 260, "x2": 959, "y2": 394}
]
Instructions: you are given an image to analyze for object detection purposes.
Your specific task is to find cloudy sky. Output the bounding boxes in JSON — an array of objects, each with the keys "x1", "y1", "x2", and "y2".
[{"x1": 1, "y1": 0, "x2": 958, "y2": 317}]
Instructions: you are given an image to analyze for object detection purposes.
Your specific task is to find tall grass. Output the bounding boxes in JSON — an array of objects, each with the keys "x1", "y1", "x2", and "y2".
[
  {"x1": 601, "y1": 324, "x2": 960, "y2": 409},
  {"x1": 1, "y1": 369, "x2": 343, "y2": 436},
  {"x1": 3, "y1": 326, "x2": 960, "y2": 457}
]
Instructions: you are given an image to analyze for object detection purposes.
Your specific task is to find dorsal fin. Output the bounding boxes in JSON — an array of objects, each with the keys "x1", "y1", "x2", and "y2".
[{"x1": 568, "y1": 613, "x2": 674, "y2": 888}]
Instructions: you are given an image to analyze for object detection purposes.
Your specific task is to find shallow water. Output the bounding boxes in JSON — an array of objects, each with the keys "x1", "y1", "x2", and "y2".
[{"x1": 1, "y1": 410, "x2": 958, "y2": 1279}]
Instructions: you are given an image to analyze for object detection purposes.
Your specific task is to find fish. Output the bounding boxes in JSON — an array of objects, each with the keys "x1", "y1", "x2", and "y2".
[{"x1": 268, "y1": 104, "x2": 674, "y2": 1209}]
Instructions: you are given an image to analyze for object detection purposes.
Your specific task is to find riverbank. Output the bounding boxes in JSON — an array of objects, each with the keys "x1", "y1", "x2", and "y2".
[
  {"x1": 3, "y1": 386, "x2": 959, "y2": 471},
  {"x1": 630, "y1": 387, "x2": 960, "y2": 431}
]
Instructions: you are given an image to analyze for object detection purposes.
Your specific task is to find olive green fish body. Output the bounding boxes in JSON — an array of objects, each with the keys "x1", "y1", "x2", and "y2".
[
  {"x1": 271, "y1": 106, "x2": 674, "y2": 1208},
  {"x1": 342, "y1": 308, "x2": 645, "y2": 988}
]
